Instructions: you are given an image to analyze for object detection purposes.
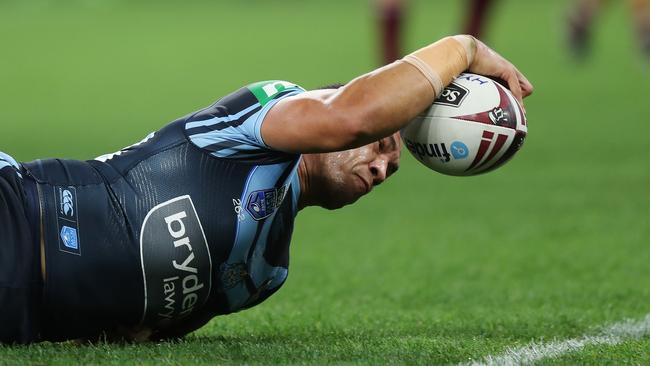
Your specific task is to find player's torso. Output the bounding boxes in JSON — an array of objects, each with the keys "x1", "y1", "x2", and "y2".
[{"x1": 23, "y1": 119, "x2": 301, "y2": 341}]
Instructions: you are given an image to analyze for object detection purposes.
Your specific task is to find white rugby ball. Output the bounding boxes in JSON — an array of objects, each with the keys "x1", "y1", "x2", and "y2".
[{"x1": 401, "y1": 73, "x2": 528, "y2": 176}]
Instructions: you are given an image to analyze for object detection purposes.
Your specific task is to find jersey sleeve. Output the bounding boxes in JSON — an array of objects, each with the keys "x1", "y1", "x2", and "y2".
[
  {"x1": 0, "y1": 151, "x2": 20, "y2": 170},
  {"x1": 184, "y1": 81, "x2": 305, "y2": 161},
  {"x1": 0, "y1": 151, "x2": 22, "y2": 178}
]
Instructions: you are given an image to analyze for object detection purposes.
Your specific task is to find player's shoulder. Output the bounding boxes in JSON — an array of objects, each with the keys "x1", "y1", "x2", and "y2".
[
  {"x1": 183, "y1": 80, "x2": 305, "y2": 161},
  {"x1": 244, "y1": 80, "x2": 305, "y2": 106},
  {"x1": 187, "y1": 80, "x2": 305, "y2": 123}
]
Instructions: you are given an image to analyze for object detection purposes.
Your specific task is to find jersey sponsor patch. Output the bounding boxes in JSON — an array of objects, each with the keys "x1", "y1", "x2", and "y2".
[
  {"x1": 434, "y1": 82, "x2": 469, "y2": 107},
  {"x1": 245, "y1": 184, "x2": 288, "y2": 221},
  {"x1": 139, "y1": 195, "x2": 212, "y2": 327},
  {"x1": 55, "y1": 186, "x2": 81, "y2": 255},
  {"x1": 247, "y1": 80, "x2": 297, "y2": 106}
]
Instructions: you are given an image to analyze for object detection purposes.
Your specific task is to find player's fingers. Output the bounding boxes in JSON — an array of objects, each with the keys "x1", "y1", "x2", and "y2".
[
  {"x1": 520, "y1": 80, "x2": 533, "y2": 98},
  {"x1": 514, "y1": 68, "x2": 534, "y2": 97},
  {"x1": 505, "y1": 70, "x2": 524, "y2": 106}
]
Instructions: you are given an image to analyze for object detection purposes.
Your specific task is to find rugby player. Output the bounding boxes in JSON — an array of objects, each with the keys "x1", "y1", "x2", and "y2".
[
  {"x1": 376, "y1": 0, "x2": 498, "y2": 64},
  {"x1": 567, "y1": 0, "x2": 650, "y2": 58},
  {"x1": 0, "y1": 35, "x2": 533, "y2": 344}
]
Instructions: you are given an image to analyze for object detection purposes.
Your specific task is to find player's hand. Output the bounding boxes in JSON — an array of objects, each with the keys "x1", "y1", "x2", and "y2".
[{"x1": 468, "y1": 38, "x2": 534, "y2": 107}]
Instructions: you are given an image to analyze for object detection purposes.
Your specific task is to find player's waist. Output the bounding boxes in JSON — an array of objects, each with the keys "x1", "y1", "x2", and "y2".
[
  {"x1": 19, "y1": 171, "x2": 45, "y2": 284},
  {"x1": 21, "y1": 159, "x2": 146, "y2": 340}
]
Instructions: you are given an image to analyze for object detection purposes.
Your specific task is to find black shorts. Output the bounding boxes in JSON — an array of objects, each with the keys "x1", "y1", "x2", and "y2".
[{"x1": 0, "y1": 156, "x2": 41, "y2": 344}]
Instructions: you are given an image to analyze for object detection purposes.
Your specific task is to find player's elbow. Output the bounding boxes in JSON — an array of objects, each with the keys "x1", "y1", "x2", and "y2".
[{"x1": 325, "y1": 101, "x2": 377, "y2": 150}]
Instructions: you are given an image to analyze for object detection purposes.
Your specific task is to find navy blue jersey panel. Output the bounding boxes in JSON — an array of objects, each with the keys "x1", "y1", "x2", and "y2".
[{"x1": 18, "y1": 82, "x2": 303, "y2": 341}]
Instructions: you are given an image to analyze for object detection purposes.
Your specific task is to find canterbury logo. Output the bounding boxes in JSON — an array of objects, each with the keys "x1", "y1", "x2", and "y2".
[
  {"x1": 465, "y1": 130, "x2": 509, "y2": 172},
  {"x1": 62, "y1": 190, "x2": 74, "y2": 216}
]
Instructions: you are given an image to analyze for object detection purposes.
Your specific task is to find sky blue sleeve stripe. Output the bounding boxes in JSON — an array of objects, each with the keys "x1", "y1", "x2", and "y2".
[
  {"x1": 211, "y1": 148, "x2": 266, "y2": 158},
  {"x1": 185, "y1": 103, "x2": 261, "y2": 129},
  {"x1": 232, "y1": 144, "x2": 266, "y2": 151},
  {"x1": 290, "y1": 161, "x2": 301, "y2": 215},
  {"x1": 0, "y1": 151, "x2": 19, "y2": 169},
  {"x1": 218, "y1": 152, "x2": 271, "y2": 160},
  {"x1": 189, "y1": 107, "x2": 264, "y2": 150},
  {"x1": 210, "y1": 148, "x2": 263, "y2": 158},
  {"x1": 0, "y1": 161, "x2": 11, "y2": 170},
  {"x1": 252, "y1": 90, "x2": 303, "y2": 148},
  {"x1": 186, "y1": 85, "x2": 304, "y2": 157},
  {"x1": 190, "y1": 128, "x2": 262, "y2": 150},
  {"x1": 190, "y1": 135, "x2": 229, "y2": 149},
  {"x1": 190, "y1": 129, "x2": 265, "y2": 149},
  {"x1": 210, "y1": 150, "x2": 236, "y2": 158}
]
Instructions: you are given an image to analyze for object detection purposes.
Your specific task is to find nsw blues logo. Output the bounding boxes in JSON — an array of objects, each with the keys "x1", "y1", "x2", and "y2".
[
  {"x1": 246, "y1": 184, "x2": 288, "y2": 221},
  {"x1": 60, "y1": 226, "x2": 79, "y2": 250}
]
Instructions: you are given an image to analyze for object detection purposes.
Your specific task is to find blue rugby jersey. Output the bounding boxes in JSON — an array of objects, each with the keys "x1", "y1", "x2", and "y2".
[
  {"x1": 0, "y1": 151, "x2": 22, "y2": 176},
  {"x1": 21, "y1": 80, "x2": 305, "y2": 341}
]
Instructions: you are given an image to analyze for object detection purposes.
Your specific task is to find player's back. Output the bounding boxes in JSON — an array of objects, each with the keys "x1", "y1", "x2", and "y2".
[{"x1": 21, "y1": 81, "x2": 305, "y2": 341}]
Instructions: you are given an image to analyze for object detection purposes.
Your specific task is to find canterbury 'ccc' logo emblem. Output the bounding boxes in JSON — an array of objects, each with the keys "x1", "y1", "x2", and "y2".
[{"x1": 62, "y1": 189, "x2": 74, "y2": 216}]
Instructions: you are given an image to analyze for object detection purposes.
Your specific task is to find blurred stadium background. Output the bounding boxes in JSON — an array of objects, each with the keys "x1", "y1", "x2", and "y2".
[{"x1": 1, "y1": 0, "x2": 649, "y2": 364}]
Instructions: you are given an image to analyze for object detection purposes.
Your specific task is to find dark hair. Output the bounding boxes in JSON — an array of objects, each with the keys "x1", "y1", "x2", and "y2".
[{"x1": 314, "y1": 83, "x2": 345, "y2": 90}]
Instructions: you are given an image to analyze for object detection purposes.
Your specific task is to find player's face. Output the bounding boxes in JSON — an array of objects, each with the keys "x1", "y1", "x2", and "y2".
[{"x1": 319, "y1": 132, "x2": 401, "y2": 209}]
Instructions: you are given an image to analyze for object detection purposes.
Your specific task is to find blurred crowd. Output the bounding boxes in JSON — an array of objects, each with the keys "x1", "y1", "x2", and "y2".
[{"x1": 375, "y1": 0, "x2": 650, "y2": 64}]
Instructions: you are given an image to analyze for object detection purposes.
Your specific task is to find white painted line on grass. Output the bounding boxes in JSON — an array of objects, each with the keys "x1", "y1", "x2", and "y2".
[{"x1": 460, "y1": 314, "x2": 650, "y2": 366}]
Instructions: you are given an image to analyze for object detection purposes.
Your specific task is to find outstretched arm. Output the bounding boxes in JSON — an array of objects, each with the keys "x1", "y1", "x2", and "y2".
[{"x1": 261, "y1": 35, "x2": 533, "y2": 154}]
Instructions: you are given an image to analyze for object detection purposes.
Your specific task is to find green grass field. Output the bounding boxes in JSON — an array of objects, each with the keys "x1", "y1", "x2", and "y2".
[{"x1": 1, "y1": 0, "x2": 649, "y2": 364}]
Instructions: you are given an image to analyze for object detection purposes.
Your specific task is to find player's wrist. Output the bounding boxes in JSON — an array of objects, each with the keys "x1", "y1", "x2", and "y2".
[
  {"x1": 451, "y1": 34, "x2": 477, "y2": 66},
  {"x1": 400, "y1": 36, "x2": 472, "y2": 96}
]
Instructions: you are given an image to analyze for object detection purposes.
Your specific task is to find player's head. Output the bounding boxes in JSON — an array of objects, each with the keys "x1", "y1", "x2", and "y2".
[{"x1": 303, "y1": 132, "x2": 401, "y2": 210}]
